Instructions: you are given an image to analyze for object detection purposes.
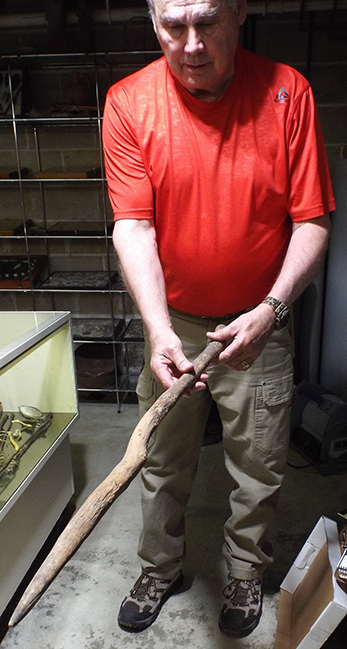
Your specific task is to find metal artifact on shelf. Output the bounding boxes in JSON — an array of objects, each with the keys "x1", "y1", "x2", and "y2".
[{"x1": 0, "y1": 404, "x2": 53, "y2": 490}]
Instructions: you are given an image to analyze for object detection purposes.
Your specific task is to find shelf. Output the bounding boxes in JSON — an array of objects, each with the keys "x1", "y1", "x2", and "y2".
[
  {"x1": 0, "y1": 116, "x2": 101, "y2": 125},
  {"x1": 0, "y1": 177, "x2": 104, "y2": 183},
  {"x1": 0, "y1": 287, "x2": 127, "y2": 293},
  {"x1": 71, "y1": 316, "x2": 125, "y2": 341},
  {"x1": 0, "y1": 220, "x2": 113, "y2": 238},
  {"x1": 77, "y1": 375, "x2": 140, "y2": 394},
  {"x1": 0, "y1": 50, "x2": 161, "y2": 67},
  {"x1": 0, "y1": 50, "x2": 146, "y2": 407},
  {"x1": 0, "y1": 286, "x2": 126, "y2": 293},
  {"x1": 0, "y1": 234, "x2": 113, "y2": 240}
]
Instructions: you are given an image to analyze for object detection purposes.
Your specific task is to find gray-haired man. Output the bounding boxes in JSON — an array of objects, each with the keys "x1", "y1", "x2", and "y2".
[{"x1": 103, "y1": 0, "x2": 334, "y2": 637}]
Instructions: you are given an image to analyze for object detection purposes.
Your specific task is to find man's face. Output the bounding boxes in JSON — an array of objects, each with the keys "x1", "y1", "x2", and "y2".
[{"x1": 152, "y1": 0, "x2": 246, "y2": 100}]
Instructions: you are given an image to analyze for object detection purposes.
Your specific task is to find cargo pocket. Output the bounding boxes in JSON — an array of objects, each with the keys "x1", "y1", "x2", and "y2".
[
  {"x1": 136, "y1": 368, "x2": 163, "y2": 450},
  {"x1": 136, "y1": 368, "x2": 157, "y2": 406},
  {"x1": 253, "y1": 373, "x2": 293, "y2": 456}
]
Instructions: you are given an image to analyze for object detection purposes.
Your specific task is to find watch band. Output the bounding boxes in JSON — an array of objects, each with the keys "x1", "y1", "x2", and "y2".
[{"x1": 262, "y1": 296, "x2": 290, "y2": 330}]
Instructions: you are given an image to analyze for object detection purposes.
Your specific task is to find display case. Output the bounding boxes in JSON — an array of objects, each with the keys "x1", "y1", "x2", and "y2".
[{"x1": 0, "y1": 311, "x2": 78, "y2": 616}]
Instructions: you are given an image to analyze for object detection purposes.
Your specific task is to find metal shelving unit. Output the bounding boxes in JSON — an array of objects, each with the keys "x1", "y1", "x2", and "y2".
[{"x1": 0, "y1": 51, "x2": 160, "y2": 408}]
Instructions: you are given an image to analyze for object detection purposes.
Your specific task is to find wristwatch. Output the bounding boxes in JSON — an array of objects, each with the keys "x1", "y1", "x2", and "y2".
[{"x1": 262, "y1": 296, "x2": 290, "y2": 330}]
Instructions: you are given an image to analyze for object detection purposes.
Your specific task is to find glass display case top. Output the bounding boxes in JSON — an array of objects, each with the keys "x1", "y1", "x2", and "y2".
[{"x1": 0, "y1": 311, "x2": 70, "y2": 368}]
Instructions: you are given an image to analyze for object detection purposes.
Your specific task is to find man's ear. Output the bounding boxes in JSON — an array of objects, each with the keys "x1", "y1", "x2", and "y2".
[
  {"x1": 238, "y1": 0, "x2": 247, "y2": 25},
  {"x1": 152, "y1": 16, "x2": 158, "y2": 37}
]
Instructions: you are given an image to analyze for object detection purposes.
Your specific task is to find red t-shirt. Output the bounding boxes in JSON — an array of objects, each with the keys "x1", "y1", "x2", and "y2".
[{"x1": 103, "y1": 47, "x2": 335, "y2": 316}]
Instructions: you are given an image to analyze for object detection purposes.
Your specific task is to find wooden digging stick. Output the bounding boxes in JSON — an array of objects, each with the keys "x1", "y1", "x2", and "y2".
[{"x1": 9, "y1": 331, "x2": 225, "y2": 628}]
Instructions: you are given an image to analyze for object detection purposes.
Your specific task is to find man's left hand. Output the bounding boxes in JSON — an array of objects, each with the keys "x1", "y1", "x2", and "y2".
[{"x1": 206, "y1": 303, "x2": 277, "y2": 371}]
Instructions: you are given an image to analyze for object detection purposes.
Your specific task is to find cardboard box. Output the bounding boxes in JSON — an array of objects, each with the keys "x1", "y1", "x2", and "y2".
[{"x1": 276, "y1": 517, "x2": 347, "y2": 649}]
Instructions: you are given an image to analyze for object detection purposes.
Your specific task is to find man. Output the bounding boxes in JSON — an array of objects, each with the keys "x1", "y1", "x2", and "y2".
[{"x1": 103, "y1": 0, "x2": 335, "y2": 638}]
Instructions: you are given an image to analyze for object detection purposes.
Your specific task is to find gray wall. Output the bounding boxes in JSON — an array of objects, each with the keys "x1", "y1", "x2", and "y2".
[{"x1": 320, "y1": 160, "x2": 347, "y2": 400}]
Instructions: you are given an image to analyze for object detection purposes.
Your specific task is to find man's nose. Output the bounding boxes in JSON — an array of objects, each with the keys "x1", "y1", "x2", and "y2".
[{"x1": 184, "y1": 26, "x2": 204, "y2": 54}]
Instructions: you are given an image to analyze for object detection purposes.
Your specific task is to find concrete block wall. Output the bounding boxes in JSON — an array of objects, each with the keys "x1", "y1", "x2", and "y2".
[{"x1": 249, "y1": 12, "x2": 347, "y2": 167}]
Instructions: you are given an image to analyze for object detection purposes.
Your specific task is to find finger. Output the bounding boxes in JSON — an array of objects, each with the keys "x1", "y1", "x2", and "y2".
[
  {"x1": 173, "y1": 355, "x2": 195, "y2": 374},
  {"x1": 206, "y1": 328, "x2": 233, "y2": 342},
  {"x1": 212, "y1": 352, "x2": 254, "y2": 370},
  {"x1": 183, "y1": 383, "x2": 207, "y2": 398},
  {"x1": 154, "y1": 367, "x2": 177, "y2": 389},
  {"x1": 183, "y1": 382, "x2": 208, "y2": 398},
  {"x1": 214, "y1": 345, "x2": 241, "y2": 365},
  {"x1": 180, "y1": 373, "x2": 209, "y2": 397}
]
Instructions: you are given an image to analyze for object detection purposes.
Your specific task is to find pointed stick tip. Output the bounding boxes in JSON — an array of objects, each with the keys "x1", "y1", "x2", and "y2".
[
  {"x1": 8, "y1": 592, "x2": 39, "y2": 629},
  {"x1": 8, "y1": 607, "x2": 23, "y2": 628}
]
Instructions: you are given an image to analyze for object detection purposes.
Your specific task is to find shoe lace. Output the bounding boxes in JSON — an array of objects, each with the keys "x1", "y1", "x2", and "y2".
[
  {"x1": 131, "y1": 575, "x2": 159, "y2": 602},
  {"x1": 232, "y1": 582, "x2": 249, "y2": 606},
  {"x1": 224, "y1": 579, "x2": 259, "y2": 607}
]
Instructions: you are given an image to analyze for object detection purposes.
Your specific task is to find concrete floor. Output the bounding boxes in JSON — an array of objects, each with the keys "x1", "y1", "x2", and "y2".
[{"x1": 1, "y1": 402, "x2": 347, "y2": 649}]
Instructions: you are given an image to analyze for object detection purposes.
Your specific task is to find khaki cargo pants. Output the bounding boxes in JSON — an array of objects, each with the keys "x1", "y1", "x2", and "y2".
[{"x1": 136, "y1": 307, "x2": 294, "y2": 581}]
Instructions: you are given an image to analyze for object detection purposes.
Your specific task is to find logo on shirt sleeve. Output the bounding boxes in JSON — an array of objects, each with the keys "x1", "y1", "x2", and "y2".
[{"x1": 274, "y1": 87, "x2": 290, "y2": 103}]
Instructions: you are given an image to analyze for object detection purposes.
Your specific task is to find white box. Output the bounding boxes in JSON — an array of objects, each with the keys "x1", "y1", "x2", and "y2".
[{"x1": 276, "y1": 516, "x2": 347, "y2": 649}]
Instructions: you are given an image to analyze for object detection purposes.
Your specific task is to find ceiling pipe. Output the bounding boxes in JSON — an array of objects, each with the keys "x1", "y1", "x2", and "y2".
[{"x1": 0, "y1": 1, "x2": 346, "y2": 29}]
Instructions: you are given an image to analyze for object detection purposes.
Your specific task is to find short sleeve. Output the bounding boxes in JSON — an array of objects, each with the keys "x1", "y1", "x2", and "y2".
[
  {"x1": 102, "y1": 87, "x2": 154, "y2": 221},
  {"x1": 286, "y1": 86, "x2": 335, "y2": 221}
]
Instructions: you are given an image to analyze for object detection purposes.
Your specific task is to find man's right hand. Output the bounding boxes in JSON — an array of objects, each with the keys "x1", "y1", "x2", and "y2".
[
  {"x1": 113, "y1": 219, "x2": 208, "y2": 395},
  {"x1": 149, "y1": 329, "x2": 208, "y2": 395},
  {"x1": 113, "y1": 219, "x2": 207, "y2": 394}
]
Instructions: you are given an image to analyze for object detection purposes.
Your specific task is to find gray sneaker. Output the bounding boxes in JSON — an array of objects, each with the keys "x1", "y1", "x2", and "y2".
[
  {"x1": 219, "y1": 577, "x2": 262, "y2": 638},
  {"x1": 118, "y1": 571, "x2": 183, "y2": 632}
]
